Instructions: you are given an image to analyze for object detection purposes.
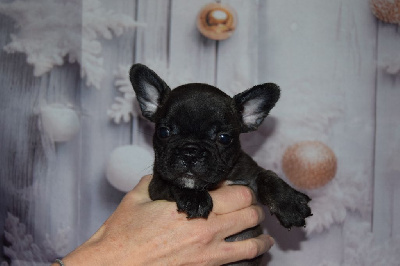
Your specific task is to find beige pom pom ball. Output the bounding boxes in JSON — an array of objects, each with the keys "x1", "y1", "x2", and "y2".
[
  {"x1": 370, "y1": 0, "x2": 400, "y2": 24},
  {"x1": 196, "y1": 3, "x2": 237, "y2": 40},
  {"x1": 282, "y1": 141, "x2": 337, "y2": 190}
]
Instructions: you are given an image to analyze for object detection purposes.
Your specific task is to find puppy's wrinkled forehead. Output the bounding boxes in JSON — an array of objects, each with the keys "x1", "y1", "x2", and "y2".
[{"x1": 157, "y1": 84, "x2": 238, "y2": 132}]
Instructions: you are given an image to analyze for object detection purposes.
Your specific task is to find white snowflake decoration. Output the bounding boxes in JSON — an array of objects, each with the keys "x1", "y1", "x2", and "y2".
[
  {"x1": 107, "y1": 65, "x2": 141, "y2": 123},
  {"x1": 108, "y1": 62, "x2": 194, "y2": 123},
  {"x1": 304, "y1": 173, "x2": 370, "y2": 235},
  {"x1": 342, "y1": 219, "x2": 400, "y2": 266},
  {"x1": 0, "y1": 0, "x2": 143, "y2": 89},
  {"x1": 3, "y1": 212, "x2": 71, "y2": 265}
]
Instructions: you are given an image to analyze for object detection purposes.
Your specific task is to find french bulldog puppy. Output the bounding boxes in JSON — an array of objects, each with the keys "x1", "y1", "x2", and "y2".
[{"x1": 129, "y1": 64, "x2": 312, "y2": 265}]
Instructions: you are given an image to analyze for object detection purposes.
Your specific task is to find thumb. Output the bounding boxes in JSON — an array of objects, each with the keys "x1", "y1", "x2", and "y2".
[{"x1": 128, "y1": 175, "x2": 153, "y2": 203}]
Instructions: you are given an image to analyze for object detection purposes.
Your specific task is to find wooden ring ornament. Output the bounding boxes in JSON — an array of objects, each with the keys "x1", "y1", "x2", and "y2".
[{"x1": 196, "y1": 3, "x2": 238, "y2": 40}]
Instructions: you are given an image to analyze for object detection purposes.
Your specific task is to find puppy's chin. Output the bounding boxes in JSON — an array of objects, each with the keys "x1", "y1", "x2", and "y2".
[
  {"x1": 174, "y1": 174, "x2": 214, "y2": 190},
  {"x1": 177, "y1": 177, "x2": 197, "y2": 189}
]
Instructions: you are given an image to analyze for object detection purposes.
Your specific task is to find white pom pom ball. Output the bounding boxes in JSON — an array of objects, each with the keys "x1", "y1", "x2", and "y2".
[
  {"x1": 106, "y1": 145, "x2": 154, "y2": 192},
  {"x1": 40, "y1": 103, "x2": 80, "y2": 142}
]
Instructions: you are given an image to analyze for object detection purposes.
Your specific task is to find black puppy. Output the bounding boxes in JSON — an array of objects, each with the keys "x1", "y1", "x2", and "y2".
[{"x1": 129, "y1": 64, "x2": 311, "y2": 264}]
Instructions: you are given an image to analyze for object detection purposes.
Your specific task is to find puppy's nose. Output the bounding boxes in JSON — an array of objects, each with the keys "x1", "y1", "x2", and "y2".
[{"x1": 182, "y1": 144, "x2": 201, "y2": 158}]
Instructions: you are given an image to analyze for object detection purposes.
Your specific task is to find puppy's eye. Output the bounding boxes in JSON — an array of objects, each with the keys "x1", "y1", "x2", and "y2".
[
  {"x1": 157, "y1": 127, "x2": 171, "y2": 139},
  {"x1": 217, "y1": 133, "x2": 232, "y2": 145}
]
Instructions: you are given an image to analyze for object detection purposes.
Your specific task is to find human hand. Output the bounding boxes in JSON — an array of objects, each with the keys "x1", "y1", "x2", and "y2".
[{"x1": 58, "y1": 175, "x2": 274, "y2": 265}]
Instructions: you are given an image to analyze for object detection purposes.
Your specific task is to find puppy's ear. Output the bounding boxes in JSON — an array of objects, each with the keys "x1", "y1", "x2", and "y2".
[
  {"x1": 129, "y1": 64, "x2": 171, "y2": 122},
  {"x1": 233, "y1": 83, "x2": 280, "y2": 132}
]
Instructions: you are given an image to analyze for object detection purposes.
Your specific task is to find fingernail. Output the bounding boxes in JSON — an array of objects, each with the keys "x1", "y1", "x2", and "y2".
[{"x1": 269, "y1": 236, "x2": 275, "y2": 246}]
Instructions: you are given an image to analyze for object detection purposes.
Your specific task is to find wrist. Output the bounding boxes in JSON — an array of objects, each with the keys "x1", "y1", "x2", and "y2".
[
  {"x1": 59, "y1": 230, "x2": 110, "y2": 265},
  {"x1": 60, "y1": 227, "x2": 139, "y2": 266},
  {"x1": 51, "y1": 259, "x2": 64, "y2": 266}
]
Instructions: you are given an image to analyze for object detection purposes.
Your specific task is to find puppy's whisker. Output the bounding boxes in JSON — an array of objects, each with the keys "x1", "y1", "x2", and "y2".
[
  {"x1": 133, "y1": 129, "x2": 153, "y2": 137},
  {"x1": 217, "y1": 168, "x2": 228, "y2": 174},
  {"x1": 138, "y1": 164, "x2": 154, "y2": 175},
  {"x1": 143, "y1": 164, "x2": 154, "y2": 171}
]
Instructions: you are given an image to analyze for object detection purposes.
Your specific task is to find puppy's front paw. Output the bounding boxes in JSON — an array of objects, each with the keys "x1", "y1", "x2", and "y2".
[
  {"x1": 269, "y1": 189, "x2": 312, "y2": 229},
  {"x1": 257, "y1": 170, "x2": 312, "y2": 229},
  {"x1": 175, "y1": 189, "x2": 213, "y2": 219}
]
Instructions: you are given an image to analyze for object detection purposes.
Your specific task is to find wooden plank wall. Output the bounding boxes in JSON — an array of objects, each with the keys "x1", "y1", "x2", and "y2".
[
  {"x1": 373, "y1": 22, "x2": 400, "y2": 241},
  {"x1": 0, "y1": 0, "x2": 399, "y2": 264}
]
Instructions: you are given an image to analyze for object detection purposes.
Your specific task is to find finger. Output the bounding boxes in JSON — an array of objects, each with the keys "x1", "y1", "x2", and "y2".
[
  {"x1": 210, "y1": 185, "x2": 256, "y2": 214},
  {"x1": 215, "y1": 205, "x2": 265, "y2": 238},
  {"x1": 127, "y1": 175, "x2": 153, "y2": 202},
  {"x1": 217, "y1": 234, "x2": 274, "y2": 265}
]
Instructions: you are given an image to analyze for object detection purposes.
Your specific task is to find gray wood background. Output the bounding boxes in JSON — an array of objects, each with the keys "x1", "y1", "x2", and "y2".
[{"x1": 1, "y1": 0, "x2": 399, "y2": 265}]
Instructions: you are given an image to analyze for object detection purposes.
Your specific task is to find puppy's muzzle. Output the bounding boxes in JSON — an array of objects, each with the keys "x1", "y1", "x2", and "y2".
[
  {"x1": 173, "y1": 144, "x2": 209, "y2": 173},
  {"x1": 180, "y1": 144, "x2": 207, "y2": 164}
]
